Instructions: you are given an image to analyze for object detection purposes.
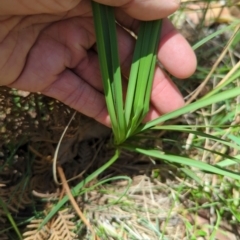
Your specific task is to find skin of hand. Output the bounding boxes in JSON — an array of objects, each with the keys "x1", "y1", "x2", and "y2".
[{"x1": 0, "y1": 0, "x2": 197, "y2": 127}]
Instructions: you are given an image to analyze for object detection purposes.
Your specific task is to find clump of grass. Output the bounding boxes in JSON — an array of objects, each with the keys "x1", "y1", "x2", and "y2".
[
  {"x1": 39, "y1": 1, "x2": 240, "y2": 232},
  {"x1": 92, "y1": 2, "x2": 162, "y2": 144},
  {"x1": 91, "y1": 2, "x2": 240, "y2": 179}
]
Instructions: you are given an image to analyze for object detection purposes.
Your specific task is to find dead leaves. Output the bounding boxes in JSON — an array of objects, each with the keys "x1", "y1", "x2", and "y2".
[
  {"x1": 23, "y1": 209, "x2": 77, "y2": 240},
  {"x1": 49, "y1": 209, "x2": 76, "y2": 240},
  {"x1": 23, "y1": 219, "x2": 50, "y2": 240}
]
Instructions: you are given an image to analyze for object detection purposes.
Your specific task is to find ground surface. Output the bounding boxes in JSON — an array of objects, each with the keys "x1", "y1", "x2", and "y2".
[{"x1": 0, "y1": 1, "x2": 240, "y2": 239}]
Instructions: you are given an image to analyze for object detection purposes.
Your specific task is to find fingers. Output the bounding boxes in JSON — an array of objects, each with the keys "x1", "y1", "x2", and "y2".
[
  {"x1": 95, "y1": 0, "x2": 180, "y2": 20},
  {"x1": 42, "y1": 69, "x2": 110, "y2": 126},
  {"x1": 0, "y1": 0, "x2": 81, "y2": 15},
  {"x1": 158, "y1": 19, "x2": 197, "y2": 79},
  {"x1": 150, "y1": 68, "x2": 185, "y2": 114},
  {"x1": 9, "y1": 17, "x2": 96, "y2": 91},
  {"x1": 1, "y1": 0, "x2": 179, "y2": 20},
  {"x1": 116, "y1": 16, "x2": 197, "y2": 79},
  {"x1": 114, "y1": 17, "x2": 189, "y2": 117},
  {"x1": 142, "y1": 69, "x2": 185, "y2": 123},
  {"x1": 8, "y1": 13, "x2": 193, "y2": 126},
  {"x1": 74, "y1": 16, "x2": 190, "y2": 120},
  {"x1": 8, "y1": 16, "x2": 111, "y2": 126},
  {"x1": 73, "y1": 50, "x2": 104, "y2": 91}
]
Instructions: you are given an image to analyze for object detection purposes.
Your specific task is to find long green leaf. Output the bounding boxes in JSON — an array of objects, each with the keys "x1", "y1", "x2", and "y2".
[
  {"x1": 92, "y1": 2, "x2": 125, "y2": 143},
  {"x1": 126, "y1": 20, "x2": 162, "y2": 135},
  {"x1": 123, "y1": 147, "x2": 240, "y2": 180},
  {"x1": 192, "y1": 20, "x2": 240, "y2": 50},
  {"x1": 216, "y1": 155, "x2": 240, "y2": 167},
  {"x1": 152, "y1": 125, "x2": 240, "y2": 152},
  {"x1": 139, "y1": 87, "x2": 240, "y2": 132},
  {"x1": 91, "y1": 3, "x2": 117, "y2": 128},
  {"x1": 124, "y1": 22, "x2": 144, "y2": 126},
  {"x1": 107, "y1": 6, "x2": 126, "y2": 140}
]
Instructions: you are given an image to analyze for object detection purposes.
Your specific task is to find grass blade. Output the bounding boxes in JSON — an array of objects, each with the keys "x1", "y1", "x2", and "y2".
[
  {"x1": 0, "y1": 198, "x2": 22, "y2": 239},
  {"x1": 125, "y1": 20, "x2": 162, "y2": 135},
  {"x1": 192, "y1": 20, "x2": 240, "y2": 50},
  {"x1": 92, "y1": 2, "x2": 125, "y2": 143},
  {"x1": 151, "y1": 125, "x2": 240, "y2": 152},
  {"x1": 123, "y1": 146, "x2": 240, "y2": 180},
  {"x1": 139, "y1": 86, "x2": 240, "y2": 132}
]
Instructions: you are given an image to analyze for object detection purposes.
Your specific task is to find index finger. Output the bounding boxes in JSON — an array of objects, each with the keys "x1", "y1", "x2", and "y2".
[
  {"x1": 115, "y1": 14, "x2": 197, "y2": 79},
  {"x1": 95, "y1": 0, "x2": 180, "y2": 20},
  {"x1": 0, "y1": 0, "x2": 81, "y2": 15}
]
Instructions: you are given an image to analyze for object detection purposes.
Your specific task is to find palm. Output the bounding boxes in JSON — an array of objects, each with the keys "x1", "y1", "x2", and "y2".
[{"x1": 1, "y1": 1, "x2": 196, "y2": 126}]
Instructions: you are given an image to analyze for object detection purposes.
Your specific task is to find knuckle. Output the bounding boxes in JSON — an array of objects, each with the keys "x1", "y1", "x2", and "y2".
[
  {"x1": 171, "y1": 0, "x2": 180, "y2": 12},
  {"x1": 53, "y1": 0, "x2": 79, "y2": 12}
]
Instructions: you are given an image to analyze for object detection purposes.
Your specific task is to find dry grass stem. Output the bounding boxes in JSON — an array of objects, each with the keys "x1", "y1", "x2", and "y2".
[{"x1": 57, "y1": 166, "x2": 99, "y2": 239}]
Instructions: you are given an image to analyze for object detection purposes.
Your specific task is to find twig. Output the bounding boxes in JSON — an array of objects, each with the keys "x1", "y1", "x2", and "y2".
[
  {"x1": 186, "y1": 24, "x2": 240, "y2": 104},
  {"x1": 57, "y1": 166, "x2": 99, "y2": 240},
  {"x1": 53, "y1": 111, "x2": 76, "y2": 185}
]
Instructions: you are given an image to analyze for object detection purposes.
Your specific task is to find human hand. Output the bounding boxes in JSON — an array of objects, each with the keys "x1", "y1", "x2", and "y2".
[{"x1": 0, "y1": 0, "x2": 196, "y2": 127}]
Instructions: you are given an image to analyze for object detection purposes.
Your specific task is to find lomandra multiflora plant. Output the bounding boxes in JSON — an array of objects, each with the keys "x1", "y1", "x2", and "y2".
[
  {"x1": 92, "y1": 2, "x2": 162, "y2": 145},
  {"x1": 41, "y1": 2, "x2": 240, "y2": 229},
  {"x1": 92, "y1": 2, "x2": 240, "y2": 179}
]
